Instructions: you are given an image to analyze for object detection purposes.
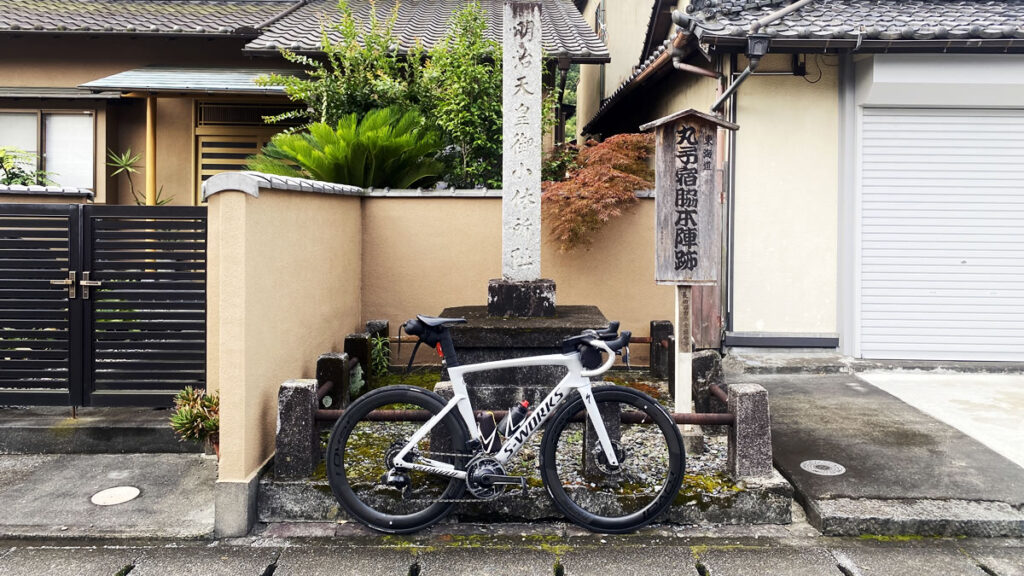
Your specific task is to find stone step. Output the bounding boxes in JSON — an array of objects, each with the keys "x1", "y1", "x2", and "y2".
[
  {"x1": 257, "y1": 470, "x2": 794, "y2": 527},
  {"x1": 807, "y1": 498, "x2": 1024, "y2": 538},
  {"x1": 0, "y1": 407, "x2": 203, "y2": 454}
]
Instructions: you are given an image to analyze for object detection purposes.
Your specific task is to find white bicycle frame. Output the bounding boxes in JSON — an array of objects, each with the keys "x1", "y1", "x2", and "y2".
[{"x1": 392, "y1": 339, "x2": 620, "y2": 480}]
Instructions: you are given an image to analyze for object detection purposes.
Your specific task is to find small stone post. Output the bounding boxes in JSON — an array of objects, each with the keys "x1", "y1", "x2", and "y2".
[
  {"x1": 727, "y1": 383, "x2": 773, "y2": 479},
  {"x1": 275, "y1": 379, "x2": 319, "y2": 480},
  {"x1": 316, "y1": 352, "x2": 349, "y2": 409},
  {"x1": 649, "y1": 320, "x2": 673, "y2": 380}
]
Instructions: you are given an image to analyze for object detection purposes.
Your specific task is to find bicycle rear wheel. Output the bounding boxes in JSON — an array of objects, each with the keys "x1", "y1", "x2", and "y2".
[
  {"x1": 540, "y1": 386, "x2": 684, "y2": 533},
  {"x1": 326, "y1": 385, "x2": 468, "y2": 534}
]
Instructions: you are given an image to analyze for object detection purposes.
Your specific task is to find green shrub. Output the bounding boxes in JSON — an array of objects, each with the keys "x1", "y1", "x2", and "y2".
[
  {"x1": 169, "y1": 386, "x2": 219, "y2": 444},
  {"x1": 247, "y1": 107, "x2": 443, "y2": 188},
  {"x1": 0, "y1": 148, "x2": 54, "y2": 186}
]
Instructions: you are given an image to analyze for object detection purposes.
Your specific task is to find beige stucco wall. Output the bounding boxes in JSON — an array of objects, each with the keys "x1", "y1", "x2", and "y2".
[
  {"x1": 207, "y1": 188, "x2": 362, "y2": 483},
  {"x1": 731, "y1": 55, "x2": 839, "y2": 333},
  {"x1": 576, "y1": 1, "x2": 602, "y2": 140},
  {"x1": 361, "y1": 196, "x2": 673, "y2": 339}
]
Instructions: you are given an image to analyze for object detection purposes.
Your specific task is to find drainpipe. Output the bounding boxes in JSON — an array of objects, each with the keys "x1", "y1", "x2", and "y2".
[{"x1": 710, "y1": 0, "x2": 816, "y2": 112}]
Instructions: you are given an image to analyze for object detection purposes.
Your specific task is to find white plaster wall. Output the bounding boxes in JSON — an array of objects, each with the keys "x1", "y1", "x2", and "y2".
[{"x1": 732, "y1": 55, "x2": 840, "y2": 333}]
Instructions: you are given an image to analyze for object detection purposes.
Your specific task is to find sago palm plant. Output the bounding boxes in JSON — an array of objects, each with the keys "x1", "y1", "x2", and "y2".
[{"x1": 247, "y1": 107, "x2": 443, "y2": 189}]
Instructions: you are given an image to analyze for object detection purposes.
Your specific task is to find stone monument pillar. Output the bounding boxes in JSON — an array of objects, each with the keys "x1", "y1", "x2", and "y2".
[{"x1": 488, "y1": 0, "x2": 555, "y2": 318}]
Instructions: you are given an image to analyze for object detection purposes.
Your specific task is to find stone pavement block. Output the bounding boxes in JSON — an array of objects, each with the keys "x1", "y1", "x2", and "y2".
[
  {"x1": 696, "y1": 545, "x2": 844, "y2": 576},
  {"x1": 418, "y1": 547, "x2": 555, "y2": 576},
  {"x1": 560, "y1": 545, "x2": 694, "y2": 576},
  {"x1": 961, "y1": 545, "x2": 1024, "y2": 576},
  {"x1": 274, "y1": 546, "x2": 415, "y2": 576},
  {"x1": 131, "y1": 546, "x2": 279, "y2": 576},
  {"x1": 812, "y1": 498, "x2": 1024, "y2": 537},
  {"x1": 830, "y1": 545, "x2": 989, "y2": 576},
  {"x1": 0, "y1": 453, "x2": 215, "y2": 539},
  {"x1": 0, "y1": 546, "x2": 139, "y2": 576}
]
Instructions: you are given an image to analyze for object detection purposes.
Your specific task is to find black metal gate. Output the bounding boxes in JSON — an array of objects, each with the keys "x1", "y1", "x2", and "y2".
[{"x1": 0, "y1": 204, "x2": 206, "y2": 407}]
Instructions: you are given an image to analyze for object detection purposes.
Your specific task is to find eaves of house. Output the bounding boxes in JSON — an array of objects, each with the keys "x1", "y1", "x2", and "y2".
[
  {"x1": 584, "y1": 0, "x2": 1024, "y2": 135},
  {"x1": 0, "y1": 0, "x2": 610, "y2": 63}
]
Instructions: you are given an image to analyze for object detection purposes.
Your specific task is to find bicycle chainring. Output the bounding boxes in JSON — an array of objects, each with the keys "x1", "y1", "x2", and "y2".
[{"x1": 465, "y1": 455, "x2": 507, "y2": 500}]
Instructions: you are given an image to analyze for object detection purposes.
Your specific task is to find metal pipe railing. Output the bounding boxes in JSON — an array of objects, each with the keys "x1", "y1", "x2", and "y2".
[{"x1": 315, "y1": 407, "x2": 733, "y2": 426}]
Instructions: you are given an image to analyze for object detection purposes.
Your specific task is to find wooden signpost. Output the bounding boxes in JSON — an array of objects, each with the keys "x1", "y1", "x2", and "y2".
[{"x1": 640, "y1": 109, "x2": 737, "y2": 420}]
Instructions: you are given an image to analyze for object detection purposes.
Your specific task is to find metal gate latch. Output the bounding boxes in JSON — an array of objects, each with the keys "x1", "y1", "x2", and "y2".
[
  {"x1": 50, "y1": 270, "x2": 76, "y2": 299},
  {"x1": 80, "y1": 272, "x2": 102, "y2": 299}
]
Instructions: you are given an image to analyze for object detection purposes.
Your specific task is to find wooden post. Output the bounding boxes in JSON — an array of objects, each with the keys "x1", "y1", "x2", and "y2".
[
  {"x1": 640, "y1": 109, "x2": 738, "y2": 421},
  {"x1": 145, "y1": 96, "x2": 157, "y2": 206},
  {"x1": 674, "y1": 285, "x2": 692, "y2": 417}
]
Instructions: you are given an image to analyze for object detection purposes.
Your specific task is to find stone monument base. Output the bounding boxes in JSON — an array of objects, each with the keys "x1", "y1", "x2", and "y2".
[
  {"x1": 440, "y1": 304, "x2": 608, "y2": 409},
  {"x1": 487, "y1": 278, "x2": 556, "y2": 318}
]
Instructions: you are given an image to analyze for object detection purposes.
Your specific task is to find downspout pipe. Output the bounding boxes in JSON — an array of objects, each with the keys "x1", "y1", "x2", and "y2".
[{"x1": 710, "y1": 0, "x2": 816, "y2": 112}]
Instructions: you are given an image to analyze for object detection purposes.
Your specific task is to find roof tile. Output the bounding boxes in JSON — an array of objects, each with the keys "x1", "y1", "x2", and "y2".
[
  {"x1": 245, "y1": 0, "x2": 609, "y2": 62},
  {"x1": 0, "y1": 0, "x2": 291, "y2": 36}
]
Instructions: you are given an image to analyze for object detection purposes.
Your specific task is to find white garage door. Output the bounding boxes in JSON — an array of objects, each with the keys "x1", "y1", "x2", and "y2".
[{"x1": 860, "y1": 108, "x2": 1024, "y2": 361}]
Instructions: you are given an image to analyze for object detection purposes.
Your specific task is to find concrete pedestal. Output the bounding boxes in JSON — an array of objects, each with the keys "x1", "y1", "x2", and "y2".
[
  {"x1": 487, "y1": 278, "x2": 556, "y2": 317},
  {"x1": 440, "y1": 305, "x2": 608, "y2": 409}
]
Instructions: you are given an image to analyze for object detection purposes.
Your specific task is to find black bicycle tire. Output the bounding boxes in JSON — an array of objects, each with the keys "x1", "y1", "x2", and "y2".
[
  {"x1": 539, "y1": 386, "x2": 685, "y2": 533},
  {"x1": 326, "y1": 385, "x2": 469, "y2": 534}
]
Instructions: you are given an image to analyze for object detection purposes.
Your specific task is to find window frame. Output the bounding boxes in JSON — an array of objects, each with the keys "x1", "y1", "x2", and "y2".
[{"x1": 0, "y1": 107, "x2": 97, "y2": 190}]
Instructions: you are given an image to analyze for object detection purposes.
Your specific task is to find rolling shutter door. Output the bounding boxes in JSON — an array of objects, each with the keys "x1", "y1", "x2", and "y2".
[{"x1": 860, "y1": 108, "x2": 1024, "y2": 361}]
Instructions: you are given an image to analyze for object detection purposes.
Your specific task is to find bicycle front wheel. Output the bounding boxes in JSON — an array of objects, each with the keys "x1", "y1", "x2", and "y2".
[
  {"x1": 326, "y1": 385, "x2": 469, "y2": 534},
  {"x1": 540, "y1": 386, "x2": 685, "y2": 533}
]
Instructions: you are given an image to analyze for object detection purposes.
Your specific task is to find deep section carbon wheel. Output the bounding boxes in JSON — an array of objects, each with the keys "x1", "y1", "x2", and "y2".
[
  {"x1": 326, "y1": 385, "x2": 468, "y2": 533},
  {"x1": 540, "y1": 386, "x2": 685, "y2": 533}
]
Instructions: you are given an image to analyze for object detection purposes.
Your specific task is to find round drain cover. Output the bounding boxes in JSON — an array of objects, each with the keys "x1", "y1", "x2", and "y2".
[
  {"x1": 91, "y1": 486, "x2": 141, "y2": 506},
  {"x1": 800, "y1": 460, "x2": 846, "y2": 476}
]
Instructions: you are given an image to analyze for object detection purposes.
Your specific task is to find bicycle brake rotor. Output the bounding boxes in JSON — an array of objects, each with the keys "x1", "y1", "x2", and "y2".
[{"x1": 593, "y1": 440, "x2": 626, "y2": 475}]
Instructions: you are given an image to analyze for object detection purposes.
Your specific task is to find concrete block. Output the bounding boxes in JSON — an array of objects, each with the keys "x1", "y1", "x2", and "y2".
[
  {"x1": 275, "y1": 379, "x2": 319, "y2": 480},
  {"x1": 215, "y1": 474, "x2": 259, "y2": 538},
  {"x1": 649, "y1": 320, "x2": 673, "y2": 379},
  {"x1": 487, "y1": 278, "x2": 556, "y2": 317},
  {"x1": 315, "y1": 353, "x2": 349, "y2": 409},
  {"x1": 728, "y1": 383, "x2": 773, "y2": 479}
]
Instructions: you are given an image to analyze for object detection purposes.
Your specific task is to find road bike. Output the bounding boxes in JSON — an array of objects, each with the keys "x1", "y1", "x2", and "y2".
[{"x1": 326, "y1": 314, "x2": 685, "y2": 534}]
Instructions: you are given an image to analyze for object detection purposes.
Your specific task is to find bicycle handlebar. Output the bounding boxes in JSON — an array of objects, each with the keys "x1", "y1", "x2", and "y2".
[{"x1": 580, "y1": 339, "x2": 617, "y2": 377}]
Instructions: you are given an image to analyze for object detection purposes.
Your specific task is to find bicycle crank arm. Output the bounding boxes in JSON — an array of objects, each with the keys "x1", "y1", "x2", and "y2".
[{"x1": 480, "y1": 474, "x2": 528, "y2": 493}]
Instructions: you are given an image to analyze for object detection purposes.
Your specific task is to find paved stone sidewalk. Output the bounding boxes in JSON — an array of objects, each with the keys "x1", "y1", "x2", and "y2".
[{"x1": 1, "y1": 526, "x2": 1021, "y2": 576}]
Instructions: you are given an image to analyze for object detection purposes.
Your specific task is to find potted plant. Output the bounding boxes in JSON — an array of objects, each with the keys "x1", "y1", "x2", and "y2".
[{"x1": 169, "y1": 387, "x2": 220, "y2": 458}]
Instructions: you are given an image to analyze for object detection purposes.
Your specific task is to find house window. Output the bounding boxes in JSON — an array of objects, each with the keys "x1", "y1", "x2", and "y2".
[{"x1": 0, "y1": 110, "x2": 95, "y2": 189}]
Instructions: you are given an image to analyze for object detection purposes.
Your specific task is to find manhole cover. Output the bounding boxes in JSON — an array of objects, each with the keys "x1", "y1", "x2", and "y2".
[
  {"x1": 799, "y1": 460, "x2": 846, "y2": 476},
  {"x1": 91, "y1": 486, "x2": 141, "y2": 506}
]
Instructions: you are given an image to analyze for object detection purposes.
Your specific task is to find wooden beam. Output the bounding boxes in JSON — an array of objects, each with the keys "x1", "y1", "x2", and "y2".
[{"x1": 145, "y1": 96, "x2": 157, "y2": 206}]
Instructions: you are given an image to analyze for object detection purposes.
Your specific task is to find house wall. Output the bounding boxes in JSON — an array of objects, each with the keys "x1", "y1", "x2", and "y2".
[
  {"x1": 206, "y1": 184, "x2": 363, "y2": 483},
  {"x1": 0, "y1": 36, "x2": 280, "y2": 206},
  {"x1": 730, "y1": 54, "x2": 840, "y2": 334},
  {"x1": 576, "y1": 0, "x2": 602, "y2": 139},
  {"x1": 361, "y1": 195, "x2": 674, "y2": 339}
]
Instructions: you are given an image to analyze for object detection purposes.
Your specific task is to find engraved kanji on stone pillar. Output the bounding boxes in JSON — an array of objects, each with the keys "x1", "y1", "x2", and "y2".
[{"x1": 502, "y1": 0, "x2": 542, "y2": 282}]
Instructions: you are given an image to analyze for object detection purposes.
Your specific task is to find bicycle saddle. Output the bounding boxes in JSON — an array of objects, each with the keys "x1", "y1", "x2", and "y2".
[{"x1": 416, "y1": 315, "x2": 467, "y2": 328}]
